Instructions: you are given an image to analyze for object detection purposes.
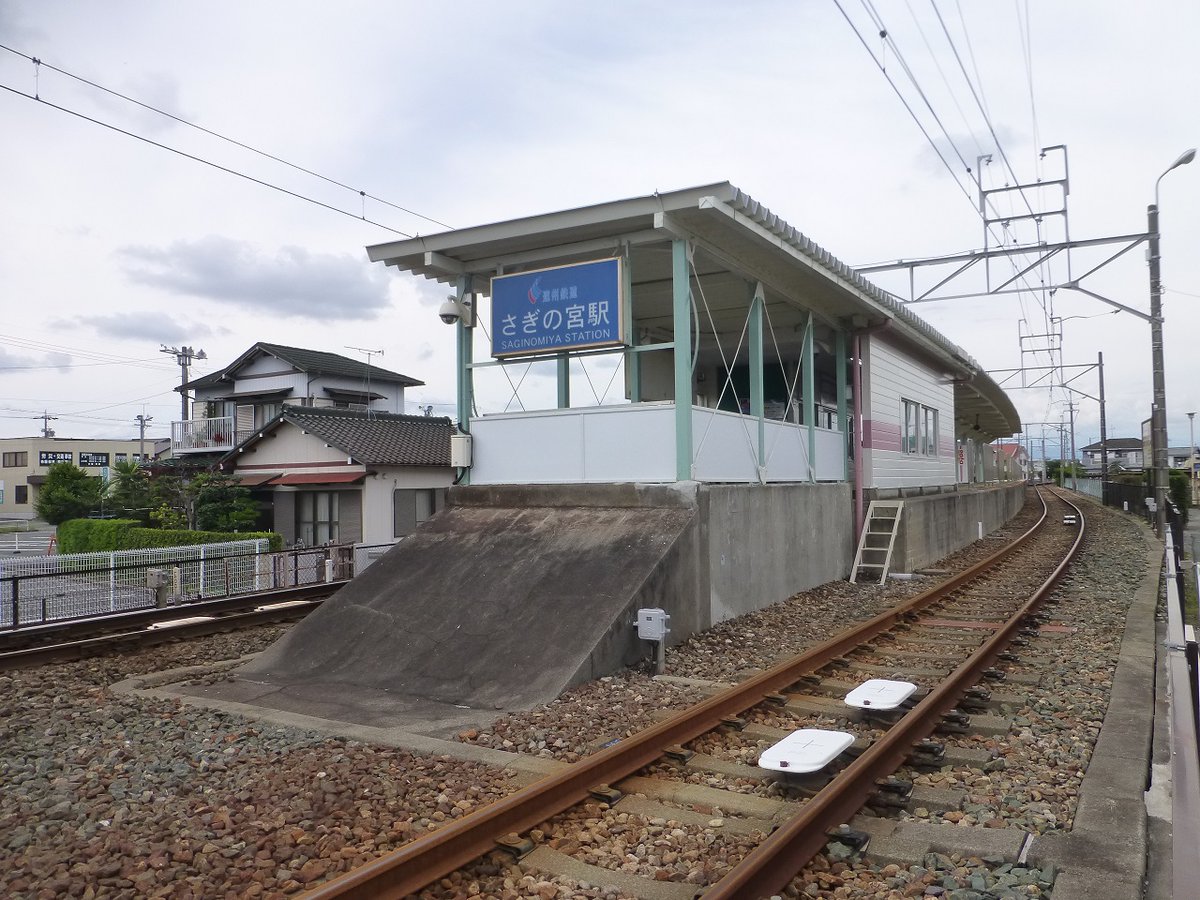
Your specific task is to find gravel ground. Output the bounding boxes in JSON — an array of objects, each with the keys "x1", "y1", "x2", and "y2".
[
  {"x1": 0, "y1": 629, "x2": 520, "y2": 899},
  {"x1": 0, "y1": 492, "x2": 1142, "y2": 899}
]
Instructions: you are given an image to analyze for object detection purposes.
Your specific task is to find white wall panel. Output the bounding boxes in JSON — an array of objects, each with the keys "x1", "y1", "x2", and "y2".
[{"x1": 865, "y1": 335, "x2": 955, "y2": 489}]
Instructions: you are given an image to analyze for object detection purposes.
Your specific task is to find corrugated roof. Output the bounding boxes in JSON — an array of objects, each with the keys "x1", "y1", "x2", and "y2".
[
  {"x1": 183, "y1": 342, "x2": 423, "y2": 391},
  {"x1": 278, "y1": 406, "x2": 452, "y2": 466}
]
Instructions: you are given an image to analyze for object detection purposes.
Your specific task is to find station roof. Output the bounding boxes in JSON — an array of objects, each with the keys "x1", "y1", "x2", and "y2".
[{"x1": 366, "y1": 182, "x2": 1020, "y2": 440}]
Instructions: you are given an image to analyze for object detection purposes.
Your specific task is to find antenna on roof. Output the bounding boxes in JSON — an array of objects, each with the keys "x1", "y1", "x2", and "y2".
[{"x1": 346, "y1": 346, "x2": 384, "y2": 420}]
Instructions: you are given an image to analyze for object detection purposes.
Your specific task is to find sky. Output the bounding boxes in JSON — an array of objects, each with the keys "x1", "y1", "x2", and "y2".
[{"x1": 1, "y1": 1, "x2": 1198, "y2": 458}]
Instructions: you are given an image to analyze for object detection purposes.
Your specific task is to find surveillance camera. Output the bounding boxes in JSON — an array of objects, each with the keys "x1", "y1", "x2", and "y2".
[{"x1": 438, "y1": 298, "x2": 461, "y2": 325}]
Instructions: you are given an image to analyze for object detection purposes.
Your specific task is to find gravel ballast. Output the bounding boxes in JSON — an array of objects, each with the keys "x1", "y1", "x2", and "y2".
[{"x1": 0, "y1": 493, "x2": 1150, "y2": 898}]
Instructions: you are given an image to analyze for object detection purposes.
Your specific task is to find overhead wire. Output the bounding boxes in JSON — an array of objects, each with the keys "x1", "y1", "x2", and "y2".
[
  {"x1": 0, "y1": 42, "x2": 450, "y2": 232},
  {"x1": 0, "y1": 81, "x2": 415, "y2": 238}
]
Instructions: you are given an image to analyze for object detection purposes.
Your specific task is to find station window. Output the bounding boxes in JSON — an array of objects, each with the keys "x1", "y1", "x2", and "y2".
[
  {"x1": 901, "y1": 399, "x2": 921, "y2": 454},
  {"x1": 922, "y1": 406, "x2": 939, "y2": 456},
  {"x1": 2, "y1": 451, "x2": 28, "y2": 467},
  {"x1": 297, "y1": 491, "x2": 339, "y2": 545}
]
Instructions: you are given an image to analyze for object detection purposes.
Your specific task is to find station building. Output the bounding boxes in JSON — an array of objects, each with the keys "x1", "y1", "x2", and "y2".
[{"x1": 239, "y1": 183, "x2": 1025, "y2": 712}]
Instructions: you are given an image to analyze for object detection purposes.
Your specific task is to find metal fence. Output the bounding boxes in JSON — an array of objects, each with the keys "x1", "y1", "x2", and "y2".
[
  {"x1": 0, "y1": 531, "x2": 53, "y2": 556},
  {"x1": 1, "y1": 539, "x2": 399, "y2": 630}
]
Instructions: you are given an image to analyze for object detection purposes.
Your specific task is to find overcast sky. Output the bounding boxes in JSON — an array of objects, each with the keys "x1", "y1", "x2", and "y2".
[{"x1": 1, "y1": 1, "x2": 1197, "y2": 456}]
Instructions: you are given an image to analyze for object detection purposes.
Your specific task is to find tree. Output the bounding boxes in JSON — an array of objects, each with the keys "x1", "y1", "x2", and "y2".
[
  {"x1": 149, "y1": 474, "x2": 188, "y2": 529},
  {"x1": 105, "y1": 459, "x2": 151, "y2": 523},
  {"x1": 35, "y1": 462, "x2": 102, "y2": 525},
  {"x1": 189, "y1": 473, "x2": 258, "y2": 532}
]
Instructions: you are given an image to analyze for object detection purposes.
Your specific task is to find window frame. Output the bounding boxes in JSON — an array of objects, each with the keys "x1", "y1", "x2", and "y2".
[
  {"x1": 296, "y1": 491, "x2": 340, "y2": 546},
  {"x1": 2, "y1": 451, "x2": 29, "y2": 468},
  {"x1": 901, "y1": 399, "x2": 921, "y2": 455}
]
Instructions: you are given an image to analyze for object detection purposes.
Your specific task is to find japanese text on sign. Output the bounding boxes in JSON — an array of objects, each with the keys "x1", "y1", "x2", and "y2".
[
  {"x1": 79, "y1": 452, "x2": 110, "y2": 467},
  {"x1": 490, "y1": 258, "x2": 623, "y2": 357},
  {"x1": 39, "y1": 451, "x2": 73, "y2": 465}
]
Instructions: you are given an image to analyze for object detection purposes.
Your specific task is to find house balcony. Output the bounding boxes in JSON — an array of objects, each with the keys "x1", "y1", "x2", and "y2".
[{"x1": 171, "y1": 416, "x2": 251, "y2": 454}]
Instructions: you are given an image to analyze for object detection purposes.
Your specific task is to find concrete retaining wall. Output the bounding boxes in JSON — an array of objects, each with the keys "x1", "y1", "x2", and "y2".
[
  {"x1": 880, "y1": 483, "x2": 1026, "y2": 574},
  {"x1": 701, "y1": 483, "x2": 854, "y2": 622}
]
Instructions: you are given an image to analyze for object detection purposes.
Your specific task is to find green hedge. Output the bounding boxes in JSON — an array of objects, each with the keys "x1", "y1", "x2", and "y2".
[
  {"x1": 56, "y1": 519, "x2": 142, "y2": 553},
  {"x1": 57, "y1": 519, "x2": 283, "y2": 554}
]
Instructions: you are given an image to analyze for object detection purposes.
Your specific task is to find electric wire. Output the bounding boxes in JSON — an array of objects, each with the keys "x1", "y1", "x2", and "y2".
[
  {"x1": 0, "y1": 82, "x2": 414, "y2": 238},
  {"x1": 0, "y1": 43, "x2": 450, "y2": 231},
  {"x1": 930, "y1": 0, "x2": 1038, "y2": 222}
]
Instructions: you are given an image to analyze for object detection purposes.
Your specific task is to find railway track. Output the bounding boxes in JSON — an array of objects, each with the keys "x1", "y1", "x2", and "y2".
[
  {"x1": 303, "y1": 487, "x2": 1084, "y2": 899},
  {"x1": 0, "y1": 583, "x2": 338, "y2": 671}
]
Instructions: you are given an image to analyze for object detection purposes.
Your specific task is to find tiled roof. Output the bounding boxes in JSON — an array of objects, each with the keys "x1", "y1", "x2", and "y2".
[
  {"x1": 1079, "y1": 438, "x2": 1144, "y2": 452},
  {"x1": 279, "y1": 406, "x2": 452, "y2": 466},
  {"x1": 184, "y1": 342, "x2": 423, "y2": 390}
]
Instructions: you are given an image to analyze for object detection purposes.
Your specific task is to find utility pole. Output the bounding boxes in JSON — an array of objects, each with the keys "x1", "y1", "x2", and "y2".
[
  {"x1": 160, "y1": 345, "x2": 207, "y2": 422},
  {"x1": 135, "y1": 414, "x2": 153, "y2": 461},
  {"x1": 1098, "y1": 352, "x2": 1108, "y2": 504},
  {"x1": 38, "y1": 411, "x2": 57, "y2": 438},
  {"x1": 1066, "y1": 401, "x2": 1078, "y2": 491}
]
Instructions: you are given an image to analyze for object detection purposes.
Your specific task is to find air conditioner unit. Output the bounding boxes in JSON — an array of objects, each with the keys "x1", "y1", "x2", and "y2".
[{"x1": 450, "y1": 433, "x2": 473, "y2": 468}]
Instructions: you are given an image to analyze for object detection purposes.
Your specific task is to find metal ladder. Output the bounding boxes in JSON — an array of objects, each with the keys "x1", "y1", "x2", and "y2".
[{"x1": 850, "y1": 500, "x2": 904, "y2": 584}]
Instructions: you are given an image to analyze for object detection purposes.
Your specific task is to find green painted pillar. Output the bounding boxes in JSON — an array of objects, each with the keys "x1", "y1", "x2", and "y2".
[
  {"x1": 456, "y1": 276, "x2": 473, "y2": 433},
  {"x1": 749, "y1": 282, "x2": 765, "y2": 470},
  {"x1": 623, "y1": 252, "x2": 640, "y2": 403},
  {"x1": 455, "y1": 276, "x2": 474, "y2": 485},
  {"x1": 557, "y1": 353, "x2": 570, "y2": 408},
  {"x1": 803, "y1": 312, "x2": 816, "y2": 481},
  {"x1": 835, "y1": 329, "x2": 848, "y2": 481},
  {"x1": 672, "y1": 239, "x2": 693, "y2": 481}
]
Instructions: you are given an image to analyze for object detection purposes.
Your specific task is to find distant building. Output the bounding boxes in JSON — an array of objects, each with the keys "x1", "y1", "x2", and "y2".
[
  {"x1": 0, "y1": 436, "x2": 164, "y2": 521},
  {"x1": 1079, "y1": 438, "x2": 1144, "y2": 474},
  {"x1": 994, "y1": 442, "x2": 1030, "y2": 481}
]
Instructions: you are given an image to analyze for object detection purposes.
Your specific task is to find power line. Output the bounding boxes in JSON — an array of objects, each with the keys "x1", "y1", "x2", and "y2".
[
  {"x1": 0, "y1": 42, "x2": 451, "y2": 232},
  {"x1": 0, "y1": 80, "x2": 415, "y2": 238},
  {"x1": 930, "y1": 0, "x2": 1038, "y2": 222}
]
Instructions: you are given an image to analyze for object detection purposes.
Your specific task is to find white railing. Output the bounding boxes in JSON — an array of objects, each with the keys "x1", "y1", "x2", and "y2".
[
  {"x1": 171, "y1": 416, "x2": 252, "y2": 453},
  {"x1": 468, "y1": 403, "x2": 847, "y2": 484},
  {"x1": 0, "y1": 540, "x2": 398, "y2": 629}
]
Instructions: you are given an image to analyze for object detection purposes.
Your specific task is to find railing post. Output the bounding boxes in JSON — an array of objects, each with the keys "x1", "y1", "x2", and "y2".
[
  {"x1": 109, "y1": 552, "x2": 116, "y2": 612},
  {"x1": 10, "y1": 577, "x2": 19, "y2": 629},
  {"x1": 199, "y1": 545, "x2": 206, "y2": 598}
]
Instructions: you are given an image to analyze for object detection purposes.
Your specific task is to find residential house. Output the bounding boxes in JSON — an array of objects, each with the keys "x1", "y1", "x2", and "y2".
[
  {"x1": 1079, "y1": 438, "x2": 1144, "y2": 474},
  {"x1": 218, "y1": 406, "x2": 454, "y2": 546},
  {"x1": 994, "y1": 442, "x2": 1030, "y2": 481},
  {"x1": 171, "y1": 342, "x2": 424, "y2": 456}
]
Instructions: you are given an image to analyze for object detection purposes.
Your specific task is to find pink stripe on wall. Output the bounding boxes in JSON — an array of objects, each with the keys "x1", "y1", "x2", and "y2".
[{"x1": 863, "y1": 419, "x2": 903, "y2": 452}]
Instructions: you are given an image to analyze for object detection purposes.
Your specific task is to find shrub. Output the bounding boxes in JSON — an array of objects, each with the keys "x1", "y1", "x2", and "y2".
[{"x1": 56, "y1": 519, "x2": 282, "y2": 554}]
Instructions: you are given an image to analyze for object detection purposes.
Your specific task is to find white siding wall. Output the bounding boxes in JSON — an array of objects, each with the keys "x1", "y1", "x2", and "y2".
[
  {"x1": 863, "y1": 335, "x2": 955, "y2": 489},
  {"x1": 361, "y1": 466, "x2": 454, "y2": 544}
]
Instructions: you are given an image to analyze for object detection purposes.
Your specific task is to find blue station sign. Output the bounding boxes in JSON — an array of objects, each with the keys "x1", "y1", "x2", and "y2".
[{"x1": 491, "y1": 258, "x2": 624, "y2": 358}]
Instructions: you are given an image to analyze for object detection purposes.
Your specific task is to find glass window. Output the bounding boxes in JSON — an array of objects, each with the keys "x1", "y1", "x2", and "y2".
[
  {"x1": 902, "y1": 399, "x2": 921, "y2": 454},
  {"x1": 922, "y1": 406, "x2": 939, "y2": 456},
  {"x1": 15, "y1": 485, "x2": 28, "y2": 504},
  {"x1": 3, "y1": 451, "x2": 29, "y2": 467},
  {"x1": 297, "y1": 491, "x2": 339, "y2": 546},
  {"x1": 394, "y1": 488, "x2": 438, "y2": 537}
]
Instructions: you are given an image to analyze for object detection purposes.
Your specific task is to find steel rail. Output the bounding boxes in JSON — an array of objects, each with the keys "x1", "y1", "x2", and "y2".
[
  {"x1": 704, "y1": 488, "x2": 1085, "y2": 898},
  {"x1": 305, "y1": 491, "x2": 1053, "y2": 900},
  {"x1": 0, "y1": 581, "x2": 341, "y2": 650},
  {"x1": 0, "y1": 598, "x2": 325, "y2": 672}
]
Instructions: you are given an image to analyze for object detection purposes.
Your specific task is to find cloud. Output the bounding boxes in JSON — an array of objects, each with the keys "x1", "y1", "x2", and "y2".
[
  {"x1": 118, "y1": 236, "x2": 392, "y2": 321},
  {"x1": 59, "y1": 311, "x2": 223, "y2": 343},
  {"x1": 0, "y1": 347, "x2": 73, "y2": 374}
]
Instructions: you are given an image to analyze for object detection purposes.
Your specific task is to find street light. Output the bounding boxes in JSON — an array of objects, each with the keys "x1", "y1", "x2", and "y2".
[{"x1": 1148, "y1": 147, "x2": 1196, "y2": 536}]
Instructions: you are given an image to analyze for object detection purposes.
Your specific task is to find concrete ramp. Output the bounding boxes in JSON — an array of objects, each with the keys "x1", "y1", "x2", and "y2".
[{"x1": 239, "y1": 495, "x2": 698, "y2": 710}]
